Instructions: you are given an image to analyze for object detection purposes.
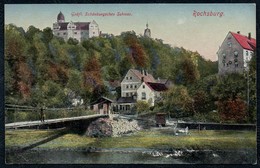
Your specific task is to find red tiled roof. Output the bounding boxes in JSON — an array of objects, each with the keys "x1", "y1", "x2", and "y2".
[
  {"x1": 145, "y1": 82, "x2": 168, "y2": 92},
  {"x1": 130, "y1": 69, "x2": 155, "y2": 82},
  {"x1": 230, "y1": 32, "x2": 256, "y2": 51}
]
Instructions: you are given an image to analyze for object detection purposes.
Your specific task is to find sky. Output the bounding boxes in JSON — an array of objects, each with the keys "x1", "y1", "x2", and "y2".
[{"x1": 5, "y1": 4, "x2": 256, "y2": 61}]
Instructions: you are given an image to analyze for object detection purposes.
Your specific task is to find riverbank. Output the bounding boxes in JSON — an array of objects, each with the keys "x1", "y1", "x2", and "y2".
[{"x1": 5, "y1": 128, "x2": 256, "y2": 150}]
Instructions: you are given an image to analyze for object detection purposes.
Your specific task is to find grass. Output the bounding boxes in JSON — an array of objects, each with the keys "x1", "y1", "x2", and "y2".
[{"x1": 5, "y1": 129, "x2": 256, "y2": 150}]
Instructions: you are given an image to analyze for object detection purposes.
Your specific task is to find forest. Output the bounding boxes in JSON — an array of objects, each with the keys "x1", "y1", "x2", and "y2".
[{"x1": 4, "y1": 24, "x2": 256, "y2": 123}]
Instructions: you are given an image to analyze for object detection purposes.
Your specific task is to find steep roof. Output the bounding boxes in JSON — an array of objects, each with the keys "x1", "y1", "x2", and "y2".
[
  {"x1": 57, "y1": 11, "x2": 65, "y2": 21},
  {"x1": 230, "y1": 32, "x2": 256, "y2": 51},
  {"x1": 130, "y1": 69, "x2": 155, "y2": 82},
  {"x1": 145, "y1": 82, "x2": 168, "y2": 92},
  {"x1": 58, "y1": 22, "x2": 90, "y2": 31},
  {"x1": 90, "y1": 96, "x2": 113, "y2": 105}
]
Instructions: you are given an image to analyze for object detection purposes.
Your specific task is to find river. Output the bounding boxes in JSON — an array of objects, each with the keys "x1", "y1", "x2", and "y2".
[{"x1": 6, "y1": 148, "x2": 256, "y2": 164}]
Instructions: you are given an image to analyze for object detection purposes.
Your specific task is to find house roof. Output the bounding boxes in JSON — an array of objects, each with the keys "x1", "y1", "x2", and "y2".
[
  {"x1": 145, "y1": 82, "x2": 168, "y2": 92},
  {"x1": 58, "y1": 22, "x2": 90, "y2": 31},
  {"x1": 230, "y1": 32, "x2": 256, "y2": 51},
  {"x1": 117, "y1": 97, "x2": 136, "y2": 104},
  {"x1": 130, "y1": 69, "x2": 155, "y2": 82},
  {"x1": 90, "y1": 96, "x2": 113, "y2": 105}
]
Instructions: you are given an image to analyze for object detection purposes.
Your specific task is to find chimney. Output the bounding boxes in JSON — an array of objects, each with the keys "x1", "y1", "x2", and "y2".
[
  {"x1": 248, "y1": 32, "x2": 251, "y2": 40},
  {"x1": 237, "y1": 31, "x2": 240, "y2": 34},
  {"x1": 141, "y1": 77, "x2": 144, "y2": 82}
]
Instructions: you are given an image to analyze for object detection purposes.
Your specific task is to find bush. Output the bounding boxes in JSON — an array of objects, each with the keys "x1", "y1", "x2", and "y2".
[{"x1": 136, "y1": 101, "x2": 150, "y2": 114}]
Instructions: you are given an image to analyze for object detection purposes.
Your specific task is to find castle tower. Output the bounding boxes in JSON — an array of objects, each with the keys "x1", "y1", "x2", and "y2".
[
  {"x1": 144, "y1": 23, "x2": 151, "y2": 38},
  {"x1": 57, "y1": 11, "x2": 65, "y2": 23}
]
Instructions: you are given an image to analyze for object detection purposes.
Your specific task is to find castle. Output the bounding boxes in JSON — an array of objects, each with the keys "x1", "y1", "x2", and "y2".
[
  {"x1": 53, "y1": 12, "x2": 152, "y2": 42},
  {"x1": 52, "y1": 11, "x2": 100, "y2": 42}
]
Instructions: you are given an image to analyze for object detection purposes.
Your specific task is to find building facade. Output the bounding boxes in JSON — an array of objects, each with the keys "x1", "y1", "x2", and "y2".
[
  {"x1": 217, "y1": 31, "x2": 256, "y2": 75},
  {"x1": 53, "y1": 11, "x2": 100, "y2": 42}
]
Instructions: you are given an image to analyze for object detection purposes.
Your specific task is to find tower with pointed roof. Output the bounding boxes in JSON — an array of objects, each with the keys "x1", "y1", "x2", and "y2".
[
  {"x1": 144, "y1": 23, "x2": 151, "y2": 38},
  {"x1": 57, "y1": 11, "x2": 65, "y2": 23}
]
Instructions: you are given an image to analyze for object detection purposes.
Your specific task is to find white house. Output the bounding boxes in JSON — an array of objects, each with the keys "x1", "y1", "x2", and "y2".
[
  {"x1": 217, "y1": 31, "x2": 256, "y2": 74},
  {"x1": 137, "y1": 82, "x2": 168, "y2": 106},
  {"x1": 115, "y1": 69, "x2": 169, "y2": 113},
  {"x1": 53, "y1": 11, "x2": 100, "y2": 42}
]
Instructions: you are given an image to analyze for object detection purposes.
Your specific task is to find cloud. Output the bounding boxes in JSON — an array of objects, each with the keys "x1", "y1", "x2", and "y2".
[{"x1": 177, "y1": 17, "x2": 187, "y2": 25}]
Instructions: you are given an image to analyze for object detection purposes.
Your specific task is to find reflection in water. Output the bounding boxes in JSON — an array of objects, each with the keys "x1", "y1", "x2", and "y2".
[{"x1": 6, "y1": 149, "x2": 256, "y2": 164}]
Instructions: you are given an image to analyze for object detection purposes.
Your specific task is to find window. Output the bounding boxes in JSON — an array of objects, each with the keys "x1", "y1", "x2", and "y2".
[
  {"x1": 143, "y1": 85, "x2": 145, "y2": 89},
  {"x1": 126, "y1": 85, "x2": 129, "y2": 89},
  {"x1": 228, "y1": 41, "x2": 232, "y2": 47},
  {"x1": 126, "y1": 93, "x2": 129, "y2": 97},
  {"x1": 63, "y1": 32, "x2": 66, "y2": 35},
  {"x1": 234, "y1": 51, "x2": 238, "y2": 57},
  {"x1": 222, "y1": 53, "x2": 226, "y2": 59},
  {"x1": 130, "y1": 85, "x2": 132, "y2": 88},
  {"x1": 246, "y1": 51, "x2": 248, "y2": 56},
  {"x1": 135, "y1": 85, "x2": 137, "y2": 88},
  {"x1": 93, "y1": 32, "x2": 95, "y2": 34},
  {"x1": 142, "y1": 92, "x2": 146, "y2": 100},
  {"x1": 126, "y1": 77, "x2": 128, "y2": 80},
  {"x1": 130, "y1": 77, "x2": 132, "y2": 80},
  {"x1": 74, "y1": 32, "x2": 77, "y2": 34},
  {"x1": 57, "y1": 33, "x2": 60, "y2": 36}
]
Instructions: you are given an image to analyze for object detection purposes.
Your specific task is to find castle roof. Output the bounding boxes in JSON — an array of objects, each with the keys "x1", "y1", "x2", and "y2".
[
  {"x1": 57, "y1": 11, "x2": 65, "y2": 21},
  {"x1": 57, "y1": 22, "x2": 90, "y2": 31},
  {"x1": 230, "y1": 32, "x2": 256, "y2": 51}
]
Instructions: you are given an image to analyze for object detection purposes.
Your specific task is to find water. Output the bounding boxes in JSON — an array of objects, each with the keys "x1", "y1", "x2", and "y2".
[{"x1": 6, "y1": 148, "x2": 256, "y2": 164}]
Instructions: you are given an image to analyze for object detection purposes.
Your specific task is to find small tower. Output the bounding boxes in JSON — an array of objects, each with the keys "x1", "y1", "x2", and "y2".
[
  {"x1": 57, "y1": 11, "x2": 65, "y2": 23},
  {"x1": 144, "y1": 23, "x2": 151, "y2": 38}
]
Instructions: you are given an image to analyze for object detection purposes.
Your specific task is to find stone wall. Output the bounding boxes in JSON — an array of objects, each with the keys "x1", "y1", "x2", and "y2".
[{"x1": 86, "y1": 117, "x2": 141, "y2": 137}]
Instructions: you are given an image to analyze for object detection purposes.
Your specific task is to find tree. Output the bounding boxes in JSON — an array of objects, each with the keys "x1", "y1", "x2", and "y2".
[
  {"x1": 163, "y1": 85, "x2": 194, "y2": 118},
  {"x1": 83, "y1": 55, "x2": 103, "y2": 93},
  {"x1": 212, "y1": 73, "x2": 248, "y2": 122},
  {"x1": 217, "y1": 97, "x2": 247, "y2": 123},
  {"x1": 67, "y1": 38, "x2": 79, "y2": 45}
]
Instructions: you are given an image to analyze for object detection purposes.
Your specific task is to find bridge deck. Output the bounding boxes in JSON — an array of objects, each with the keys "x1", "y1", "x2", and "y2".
[{"x1": 5, "y1": 114, "x2": 108, "y2": 129}]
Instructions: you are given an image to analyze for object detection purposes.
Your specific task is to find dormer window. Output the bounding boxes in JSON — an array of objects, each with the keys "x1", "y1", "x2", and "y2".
[{"x1": 246, "y1": 51, "x2": 248, "y2": 56}]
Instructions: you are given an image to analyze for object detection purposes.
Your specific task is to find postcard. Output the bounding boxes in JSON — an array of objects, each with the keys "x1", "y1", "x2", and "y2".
[{"x1": 4, "y1": 3, "x2": 256, "y2": 164}]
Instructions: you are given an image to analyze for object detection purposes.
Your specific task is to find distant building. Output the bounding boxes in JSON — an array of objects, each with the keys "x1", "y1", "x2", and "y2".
[
  {"x1": 144, "y1": 23, "x2": 151, "y2": 38},
  {"x1": 217, "y1": 31, "x2": 256, "y2": 74},
  {"x1": 52, "y1": 11, "x2": 100, "y2": 42}
]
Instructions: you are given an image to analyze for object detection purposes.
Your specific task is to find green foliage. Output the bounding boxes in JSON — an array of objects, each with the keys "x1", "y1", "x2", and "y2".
[
  {"x1": 5, "y1": 24, "x2": 220, "y2": 111},
  {"x1": 162, "y1": 85, "x2": 194, "y2": 118},
  {"x1": 136, "y1": 101, "x2": 150, "y2": 113}
]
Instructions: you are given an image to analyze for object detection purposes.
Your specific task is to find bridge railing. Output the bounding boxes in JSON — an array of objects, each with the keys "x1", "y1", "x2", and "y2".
[{"x1": 5, "y1": 104, "x2": 95, "y2": 123}]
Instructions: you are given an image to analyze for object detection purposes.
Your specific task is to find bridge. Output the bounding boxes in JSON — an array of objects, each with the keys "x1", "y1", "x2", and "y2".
[{"x1": 5, "y1": 114, "x2": 109, "y2": 130}]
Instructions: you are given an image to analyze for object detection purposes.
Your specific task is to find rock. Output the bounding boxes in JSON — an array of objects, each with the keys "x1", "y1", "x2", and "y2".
[{"x1": 86, "y1": 117, "x2": 141, "y2": 137}]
